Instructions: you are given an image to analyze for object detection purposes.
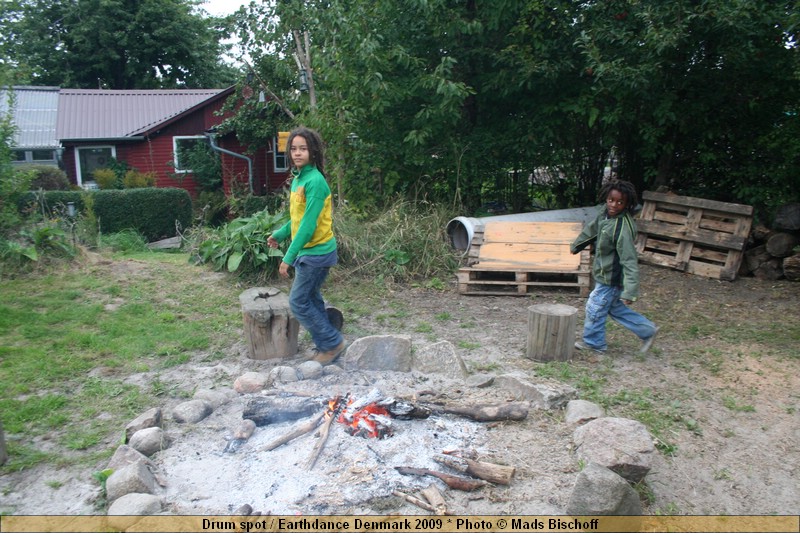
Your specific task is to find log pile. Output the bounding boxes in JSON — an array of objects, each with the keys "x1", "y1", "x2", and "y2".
[{"x1": 741, "y1": 203, "x2": 800, "y2": 281}]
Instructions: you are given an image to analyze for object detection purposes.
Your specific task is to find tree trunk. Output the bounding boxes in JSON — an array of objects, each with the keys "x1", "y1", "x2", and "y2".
[
  {"x1": 766, "y1": 232, "x2": 799, "y2": 258},
  {"x1": 783, "y1": 254, "x2": 800, "y2": 281},
  {"x1": 239, "y1": 287, "x2": 299, "y2": 360},
  {"x1": 526, "y1": 303, "x2": 578, "y2": 361}
]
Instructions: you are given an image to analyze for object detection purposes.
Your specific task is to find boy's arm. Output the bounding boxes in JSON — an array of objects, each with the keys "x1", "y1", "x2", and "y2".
[
  {"x1": 570, "y1": 216, "x2": 598, "y2": 254},
  {"x1": 270, "y1": 221, "x2": 291, "y2": 243},
  {"x1": 617, "y1": 217, "x2": 640, "y2": 301}
]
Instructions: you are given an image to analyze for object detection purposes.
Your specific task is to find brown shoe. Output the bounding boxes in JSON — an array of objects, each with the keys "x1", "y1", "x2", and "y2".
[{"x1": 311, "y1": 341, "x2": 347, "y2": 366}]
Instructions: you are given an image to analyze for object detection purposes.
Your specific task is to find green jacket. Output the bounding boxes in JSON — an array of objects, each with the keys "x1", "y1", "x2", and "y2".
[{"x1": 570, "y1": 206, "x2": 641, "y2": 301}]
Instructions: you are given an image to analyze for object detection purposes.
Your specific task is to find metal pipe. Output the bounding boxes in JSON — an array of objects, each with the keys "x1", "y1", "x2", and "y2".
[
  {"x1": 446, "y1": 207, "x2": 599, "y2": 252},
  {"x1": 205, "y1": 132, "x2": 253, "y2": 194}
]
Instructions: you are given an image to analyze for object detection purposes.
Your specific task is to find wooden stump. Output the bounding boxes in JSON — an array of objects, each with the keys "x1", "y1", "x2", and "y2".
[
  {"x1": 526, "y1": 303, "x2": 577, "y2": 362},
  {"x1": 239, "y1": 287, "x2": 299, "y2": 360}
]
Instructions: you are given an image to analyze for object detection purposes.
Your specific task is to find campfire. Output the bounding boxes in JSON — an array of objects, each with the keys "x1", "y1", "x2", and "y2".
[{"x1": 336, "y1": 389, "x2": 394, "y2": 439}]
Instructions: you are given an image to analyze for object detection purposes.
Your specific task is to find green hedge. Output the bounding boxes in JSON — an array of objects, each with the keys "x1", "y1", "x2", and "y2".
[{"x1": 19, "y1": 188, "x2": 192, "y2": 241}]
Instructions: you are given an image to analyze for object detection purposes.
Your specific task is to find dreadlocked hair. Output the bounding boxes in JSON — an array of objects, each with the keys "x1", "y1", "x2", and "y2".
[
  {"x1": 287, "y1": 126, "x2": 326, "y2": 177},
  {"x1": 599, "y1": 179, "x2": 638, "y2": 214}
]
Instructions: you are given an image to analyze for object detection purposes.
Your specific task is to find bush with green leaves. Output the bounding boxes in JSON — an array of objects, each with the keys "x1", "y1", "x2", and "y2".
[
  {"x1": 27, "y1": 165, "x2": 71, "y2": 191},
  {"x1": 195, "y1": 209, "x2": 288, "y2": 279}
]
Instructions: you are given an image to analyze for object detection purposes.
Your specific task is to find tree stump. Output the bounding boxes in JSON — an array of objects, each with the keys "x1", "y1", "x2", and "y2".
[
  {"x1": 526, "y1": 303, "x2": 577, "y2": 362},
  {"x1": 239, "y1": 287, "x2": 299, "y2": 360}
]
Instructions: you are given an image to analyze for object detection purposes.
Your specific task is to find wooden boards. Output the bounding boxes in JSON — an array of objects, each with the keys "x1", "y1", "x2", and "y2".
[
  {"x1": 457, "y1": 222, "x2": 591, "y2": 297},
  {"x1": 635, "y1": 191, "x2": 753, "y2": 281}
]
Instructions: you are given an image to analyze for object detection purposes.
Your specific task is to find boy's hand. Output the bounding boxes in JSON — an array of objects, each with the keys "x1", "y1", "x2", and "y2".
[
  {"x1": 622, "y1": 299, "x2": 633, "y2": 305},
  {"x1": 267, "y1": 236, "x2": 279, "y2": 249},
  {"x1": 279, "y1": 262, "x2": 290, "y2": 278}
]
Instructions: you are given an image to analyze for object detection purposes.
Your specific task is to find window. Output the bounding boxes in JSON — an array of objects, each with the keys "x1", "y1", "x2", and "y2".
[
  {"x1": 273, "y1": 135, "x2": 288, "y2": 172},
  {"x1": 76, "y1": 146, "x2": 115, "y2": 189},
  {"x1": 173, "y1": 136, "x2": 207, "y2": 173},
  {"x1": 31, "y1": 149, "x2": 56, "y2": 162},
  {"x1": 13, "y1": 150, "x2": 26, "y2": 162}
]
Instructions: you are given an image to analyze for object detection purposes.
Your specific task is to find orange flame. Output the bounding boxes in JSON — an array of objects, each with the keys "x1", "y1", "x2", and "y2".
[{"x1": 337, "y1": 401, "x2": 392, "y2": 438}]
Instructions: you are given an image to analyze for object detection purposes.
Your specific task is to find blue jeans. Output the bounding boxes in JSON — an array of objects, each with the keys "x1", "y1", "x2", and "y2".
[
  {"x1": 582, "y1": 282, "x2": 657, "y2": 351},
  {"x1": 289, "y1": 262, "x2": 343, "y2": 352}
]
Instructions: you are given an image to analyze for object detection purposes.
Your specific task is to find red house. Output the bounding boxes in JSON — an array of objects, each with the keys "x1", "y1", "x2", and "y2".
[{"x1": 55, "y1": 87, "x2": 290, "y2": 196}]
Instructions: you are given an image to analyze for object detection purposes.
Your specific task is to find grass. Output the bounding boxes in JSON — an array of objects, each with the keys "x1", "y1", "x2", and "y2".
[{"x1": 0, "y1": 250, "x2": 242, "y2": 472}]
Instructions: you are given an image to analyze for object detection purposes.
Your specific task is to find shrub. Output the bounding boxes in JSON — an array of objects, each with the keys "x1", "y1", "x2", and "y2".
[
  {"x1": 92, "y1": 168, "x2": 120, "y2": 190},
  {"x1": 122, "y1": 170, "x2": 156, "y2": 189},
  {"x1": 195, "y1": 209, "x2": 288, "y2": 279},
  {"x1": 27, "y1": 165, "x2": 70, "y2": 190}
]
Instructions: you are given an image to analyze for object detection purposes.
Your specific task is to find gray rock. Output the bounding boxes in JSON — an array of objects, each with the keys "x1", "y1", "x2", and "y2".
[
  {"x1": 343, "y1": 335, "x2": 412, "y2": 372},
  {"x1": 270, "y1": 365, "x2": 299, "y2": 383},
  {"x1": 234, "y1": 372, "x2": 270, "y2": 393},
  {"x1": 128, "y1": 427, "x2": 171, "y2": 457},
  {"x1": 565, "y1": 399, "x2": 605, "y2": 426},
  {"x1": 107, "y1": 444, "x2": 154, "y2": 471},
  {"x1": 172, "y1": 399, "x2": 213, "y2": 424},
  {"x1": 105, "y1": 461, "x2": 157, "y2": 502},
  {"x1": 193, "y1": 388, "x2": 231, "y2": 409},
  {"x1": 124, "y1": 407, "x2": 162, "y2": 443},
  {"x1": 296, "y1": 360, "x2": 324, "y2": 380},
  {"x1": 413, "y1": 341, "x2": 468, "y2": 379},
  {"x1": 466, "y1": 373, "x2": 495, "y2": 388},
  {"x1": 566, "y1": 462, "x2": 643, "y2": 516},
  {"x1": 494, "y1": 373, "x2": 577, "y2": 409},
  {"x1": 573, "y1": 417, "x2": 656, "y2": 482},
  {"x1": 107, "y1": 492, "x2": 162, "y2": 516}
]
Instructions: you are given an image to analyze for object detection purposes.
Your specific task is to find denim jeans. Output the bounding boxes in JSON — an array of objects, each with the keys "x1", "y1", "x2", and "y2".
[
  {"x1": 582, "y1": 282, "x2": 657, "y2": 351},
  {"x1": 289, "y1": 262, "x2": 343, "y2": 352}
]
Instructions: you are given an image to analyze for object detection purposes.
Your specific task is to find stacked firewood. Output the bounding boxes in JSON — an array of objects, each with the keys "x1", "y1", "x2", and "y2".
[{"x1": 741, "y1": 203, "x2": 800, "y2": 281}]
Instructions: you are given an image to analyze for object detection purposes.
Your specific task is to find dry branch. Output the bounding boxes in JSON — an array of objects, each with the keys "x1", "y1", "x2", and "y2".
[
  {"x1": 305, "y1": 410, "x2": 336, "y2": 470},
  {"x1": 259, "y1": 410, "x2": 325, "y2": 452},
  {"x1": 395, "y1": 466, "x2": 487, "y2": 491},
  {"x1": 420, "y1": 485, "x2": 448, "y2": 515},
  {"x1": 426, "y1": 402, "x2": 529, "y2": 422},
  {"x1": 433, "y1": 454, "x2": 516, "y2": 485}
]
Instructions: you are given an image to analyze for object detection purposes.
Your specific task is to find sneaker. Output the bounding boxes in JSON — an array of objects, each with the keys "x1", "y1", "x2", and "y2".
[
  {"x1": 574, "y1": 341, "x2": 605, "y2": 354},
  {"x1": 640, "y1": 326, "x2": 660, "y2": 353},
  {"x1": 312, "y1": 340, "x2": 347, "y2": 366}
]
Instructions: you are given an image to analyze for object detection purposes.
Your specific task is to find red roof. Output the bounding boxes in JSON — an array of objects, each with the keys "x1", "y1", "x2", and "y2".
[{"x1": 56, "y1": 87, "x2": 234, "y2": 141}]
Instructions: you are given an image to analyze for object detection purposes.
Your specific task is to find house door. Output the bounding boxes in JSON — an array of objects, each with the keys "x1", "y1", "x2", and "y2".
[{"x1": 76, "y1": 146, "x2": 115, "y2": 189}]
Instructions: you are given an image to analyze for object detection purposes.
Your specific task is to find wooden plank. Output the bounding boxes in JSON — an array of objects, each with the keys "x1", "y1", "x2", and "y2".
[
  {"x1": 636, "y1": 219, "x2": 747, "y2": 251},
  {"x1": 481, "y1": 221, "x2": 583, "y2": 244},
  {"x1": 642, "y1": 191, "x2": 754, "y2": 216}
]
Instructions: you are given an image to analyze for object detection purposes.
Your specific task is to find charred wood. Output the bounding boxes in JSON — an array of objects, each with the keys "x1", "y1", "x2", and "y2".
[
  {"x1": 242, "y1": 396, "x2": 326, "y2": 426},
  {"x1": 432, "y1": 454, "x2": 516, "y2": 485}
]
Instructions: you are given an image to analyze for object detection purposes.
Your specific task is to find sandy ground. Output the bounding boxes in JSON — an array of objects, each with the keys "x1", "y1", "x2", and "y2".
[{"x1": 1, "y1": 262, "x2": 798, "y2": 516}]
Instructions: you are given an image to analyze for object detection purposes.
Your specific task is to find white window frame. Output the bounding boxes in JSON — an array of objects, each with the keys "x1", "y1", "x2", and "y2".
[
  {"x1": 173, "y1": 135, "x2": 207, "y2": 173},
  {"x1": 75, "y1": 145, "x2": 116, "y2": 189},
  {"x1": 273, "y1": 136, "x2": 289, "y2": 172}
]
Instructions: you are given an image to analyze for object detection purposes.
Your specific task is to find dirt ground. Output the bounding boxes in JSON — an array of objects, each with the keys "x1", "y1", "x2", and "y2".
[{"x1": 1, "y1": 260, "x2": 799, "y2": 517}]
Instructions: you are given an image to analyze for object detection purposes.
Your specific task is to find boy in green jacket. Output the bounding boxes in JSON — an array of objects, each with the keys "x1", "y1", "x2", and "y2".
[
  {"x1": 268, "y1": 127, "x2": 345, "y2": 365},
  {"x1": 570, "y1": 180, "x2": 659, "y2": 354}
]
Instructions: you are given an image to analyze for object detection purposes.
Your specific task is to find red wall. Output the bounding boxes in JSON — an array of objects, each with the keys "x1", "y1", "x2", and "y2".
[{"x1": 61, "y1": 95, "x2": 290, "y2": 198}]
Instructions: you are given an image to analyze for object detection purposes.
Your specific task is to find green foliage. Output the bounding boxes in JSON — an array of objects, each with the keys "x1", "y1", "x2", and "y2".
[
  {"x1": 335, "y1": 199, "x2": 460, "y2": 282},
  {"x1": 27, "y1": 165, "x2": 70, "y2": 191},
  {"x1": 92, "y1": 168, "x2": 120, "y2": 190},
  {"x1": 3, "y1": 0, "x2": 240, "y2": 89},
  {"x1": 195, "y1": 209, "x2": 288, "y2": 278},
  {"x1": 177, "y1": 140, "x2": 222, "y2": 192},
  {"x1": 99, "y1": 229, "x2": 148, "y2": 253},
  {"x1": 122, "y1": 169, "x2": 156, "y2": 189},
  {"x1": 91, "y1": 188, "x2": 192, "y2": 241}
]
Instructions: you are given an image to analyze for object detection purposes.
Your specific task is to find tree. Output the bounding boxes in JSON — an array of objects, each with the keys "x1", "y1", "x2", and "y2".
[{"x1": 2, "y1": 0, "x2": 240, "y2": 89}]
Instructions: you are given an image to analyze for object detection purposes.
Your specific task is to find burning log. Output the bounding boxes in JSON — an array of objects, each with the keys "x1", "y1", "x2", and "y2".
[
  {"x1": 259, "y1": 410, "x2": 325, "y2": 452},
  {"x1": 427, "y1": 401, "x2": 529, "y2": 422},
  {"x1": 306, "y1": 397, "x2": 346, "y2": 470},
  {"x1": 242, "y1": 396, "x2": 326, "y2": 426},
  {"x1": 395, "y1": 466, "x2": 488, "y2": 491},
  {"x1": 432, "y1": 454, "x2": 515, "y2": 485}
]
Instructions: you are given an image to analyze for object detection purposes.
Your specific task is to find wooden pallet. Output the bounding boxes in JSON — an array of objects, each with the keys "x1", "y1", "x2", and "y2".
[
  {"x1": 458, "y1": 222, "x2": 591, "y2": 297},
  {"x1": 635, "y1": 191, "x2": 753, "y2": 281}
]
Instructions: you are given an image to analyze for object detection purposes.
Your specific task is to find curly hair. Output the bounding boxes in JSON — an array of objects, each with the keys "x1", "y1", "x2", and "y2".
[
  {"x1": 599, "y1": 179, "x2": 639, "y2": 214},
  {"x1": 286, "y1": 126, "x2": 326, "y2": 176}
]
